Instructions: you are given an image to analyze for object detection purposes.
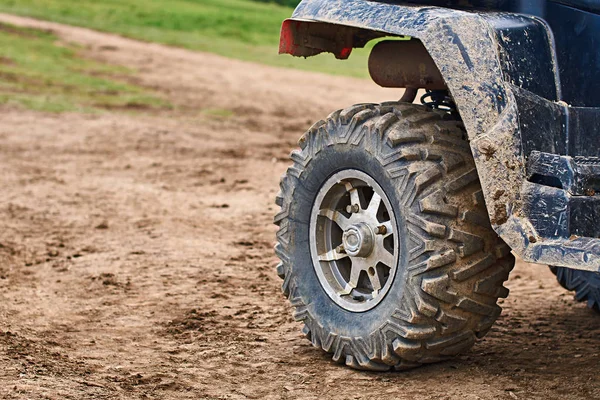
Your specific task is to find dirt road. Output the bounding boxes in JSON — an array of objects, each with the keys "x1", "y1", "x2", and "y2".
[{"x1": 0, "y1": 15, "x2": 598, "y2": 400}]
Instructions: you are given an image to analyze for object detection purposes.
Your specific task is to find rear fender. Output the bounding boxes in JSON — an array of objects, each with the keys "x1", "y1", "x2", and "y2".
[{"x1": 279, "y1": 0, "x2": 600, "y2": 271}]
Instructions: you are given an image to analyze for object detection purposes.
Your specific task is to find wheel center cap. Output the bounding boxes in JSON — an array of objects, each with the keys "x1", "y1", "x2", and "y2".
[{"x1": 343, "y1": 223, "x2": 375, "y2": 257}]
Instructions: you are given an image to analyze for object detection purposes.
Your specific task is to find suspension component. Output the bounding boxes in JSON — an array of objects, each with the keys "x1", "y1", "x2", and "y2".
[{"x1": 421, "y1": 90, "x2": 458, "y2": 114}]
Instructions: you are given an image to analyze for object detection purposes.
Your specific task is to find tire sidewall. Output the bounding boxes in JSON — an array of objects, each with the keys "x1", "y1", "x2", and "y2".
[{"x1": 288, "y1": 141, "x2": 411, "y2": 338}]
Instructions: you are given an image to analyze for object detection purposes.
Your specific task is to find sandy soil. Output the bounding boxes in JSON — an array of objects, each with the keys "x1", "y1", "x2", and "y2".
[{"x1": 0, "y1": 14, "x2": 598, "y2": 400}]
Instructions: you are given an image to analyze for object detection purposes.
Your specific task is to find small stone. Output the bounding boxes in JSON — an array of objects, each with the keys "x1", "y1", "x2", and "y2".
[{"x1": 95, "y1": 221, "x2": 109, "y2": 230}]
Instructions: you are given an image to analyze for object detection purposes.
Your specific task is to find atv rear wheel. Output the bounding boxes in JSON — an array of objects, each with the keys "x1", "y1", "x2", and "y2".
[
  {"x1": 274, "y1": 102, "x2": 515, "y2": 370},
  {"x1": 551, "y1": 267, "x2": 600, "y2": 313}
]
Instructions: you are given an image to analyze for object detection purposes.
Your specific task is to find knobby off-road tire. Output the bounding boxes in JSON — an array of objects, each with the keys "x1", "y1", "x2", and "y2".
[
  {"x1": 551, "y1": 267, "x2": 600, "y2": 313},
  {"x1": 274, "y1": 102, "x2": 515, "y2": 371}
]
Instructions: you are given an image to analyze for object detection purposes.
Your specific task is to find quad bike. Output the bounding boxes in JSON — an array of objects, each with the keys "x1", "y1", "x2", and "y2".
[{"x1": 274, "y1": 0, "x2": 600, "y2": 370}]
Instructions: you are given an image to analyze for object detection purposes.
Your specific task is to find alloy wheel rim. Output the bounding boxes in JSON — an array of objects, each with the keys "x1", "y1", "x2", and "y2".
[{"x1": 310, "y1": 169, "x2": 399, "y2": 312}]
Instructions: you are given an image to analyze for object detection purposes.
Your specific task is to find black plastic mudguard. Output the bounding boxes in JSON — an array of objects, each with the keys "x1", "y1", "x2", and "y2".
[{"x1": 280, "y1": 0, "x2": 600, "y2": 272}]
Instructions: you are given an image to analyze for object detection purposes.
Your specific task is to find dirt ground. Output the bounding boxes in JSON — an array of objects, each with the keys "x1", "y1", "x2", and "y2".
[{"x1": 0, "y1": 14, "x2": 598, "y2": 400}]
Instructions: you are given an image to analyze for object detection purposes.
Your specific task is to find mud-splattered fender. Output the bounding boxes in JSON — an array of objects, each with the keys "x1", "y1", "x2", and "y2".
[{"x1": 280, "y1": 0, "x2": 600, "y2": 272}]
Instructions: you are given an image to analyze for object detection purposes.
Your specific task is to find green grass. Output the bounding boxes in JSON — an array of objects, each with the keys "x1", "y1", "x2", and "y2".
[
  {"x1": 0, "y1": 0, "x2": 376, "y2": 78},
  {"x1": 0, "y1": 22, "x2": 166, "y2": 112}
]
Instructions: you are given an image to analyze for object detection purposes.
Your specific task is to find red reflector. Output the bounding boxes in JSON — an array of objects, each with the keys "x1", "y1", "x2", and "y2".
[
  {"x1": 338, "y1": 47, "x2": 353, "y2": 60},
  {"x1": 279, "y1": 19, "x2": 298, "y2": 55}
]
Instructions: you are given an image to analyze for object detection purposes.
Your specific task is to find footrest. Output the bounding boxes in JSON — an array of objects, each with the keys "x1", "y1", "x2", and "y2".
[
  {"x1": 523, "y1": 151, "x2": 600, "y2": 240},
  {"x1": 527, "y1": 151, "x2": 600, "y2": 195},
  {"x1": 523, "y1": 236, "x2": 600, "y2": 273}
]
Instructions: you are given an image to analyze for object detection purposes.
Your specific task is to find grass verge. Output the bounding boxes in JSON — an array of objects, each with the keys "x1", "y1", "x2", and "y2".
[
  {"x1": 0, "y1": 22, "x2": 166, "y2": 112},
  {"x1": 0, "y1": 0, "x2": 376, "y2": 78}
]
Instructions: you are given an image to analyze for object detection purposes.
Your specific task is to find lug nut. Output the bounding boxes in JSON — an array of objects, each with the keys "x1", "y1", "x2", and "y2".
[
  {"x1": 336, "y1": 245, "x2": 346, "y2": 254},
  {"x1": 376, "y1": 225, "x2": 387, "y2": 235},
  {"x1": 346, "y1": 204, "x2": 360, "y2": 213}
]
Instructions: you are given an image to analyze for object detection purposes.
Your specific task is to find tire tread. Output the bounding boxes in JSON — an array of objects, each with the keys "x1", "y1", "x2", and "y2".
[{"x1": 275, "y1": 102, "x2": 515, "y2": 370}]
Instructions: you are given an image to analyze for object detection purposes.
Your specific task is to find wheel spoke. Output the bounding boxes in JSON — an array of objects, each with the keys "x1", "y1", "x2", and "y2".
[
  {"x1": 318, "y1": 248, "x2": 348, "y2": 262},
  {"x1": 378, "y1": 249, "x2": 395, "y2": 268},
  {"x1": 366, "y1": 192, "x2": 382, "y2": 218},
  {"x1": 344, "y1": 181, "x2": 362, "y2": 210},
  {"x1": 318, "y1": 208, "x2": 351, "y2": 231},
  {"x1": 347, "y1": 259, "x2": 363, "y2": 289},
  {"x1": 368, "y1": 268, "x2": 382, "y2": 293}
]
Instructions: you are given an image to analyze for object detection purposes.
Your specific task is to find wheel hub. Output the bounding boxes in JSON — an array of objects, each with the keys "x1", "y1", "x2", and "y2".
[
  {"x1": 342, "y1": 223, "x2": 374, "y2": 257},
  {"x1": 310, "y1": 169, "x2": 399, "y2": 312}
]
